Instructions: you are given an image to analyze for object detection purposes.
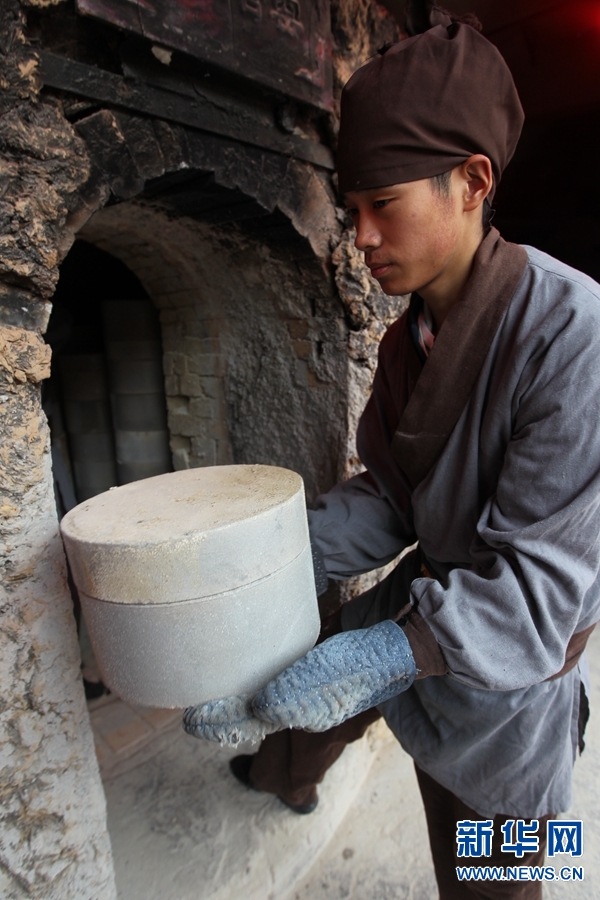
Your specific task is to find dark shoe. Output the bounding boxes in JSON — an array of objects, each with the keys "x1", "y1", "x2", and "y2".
[
  {"x1": 229, "y1": 754, "x2": 256, "y2": 789},
  {"x1": 229, "y1": 755, "x2": 319, "y2": 814},
  {"x1": 277, "y1": 795, "x2": 319, "y2": 815}
]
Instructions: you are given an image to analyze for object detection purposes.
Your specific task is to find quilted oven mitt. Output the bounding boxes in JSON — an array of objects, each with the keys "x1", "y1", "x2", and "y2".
[{"x1": 183, "y1": 620, "x2": 416, "y2": 746}]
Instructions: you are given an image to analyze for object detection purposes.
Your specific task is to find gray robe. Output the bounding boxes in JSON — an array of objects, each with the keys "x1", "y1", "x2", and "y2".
[{"x1": 308, "y1": 239, "x2": 600, "y2": 818}]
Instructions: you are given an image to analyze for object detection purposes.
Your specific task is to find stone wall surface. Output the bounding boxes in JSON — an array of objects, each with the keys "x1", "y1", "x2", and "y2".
[
  {"x1": 330, "y1": 0, "x2": 400, "y2": 132},
  {"x1": 0, "y1": 324, "x2": 116, "y2": 900},
  {"x1": 331, "y1": 232, "x2": 409, "y2": 601},
  {"x1": 68, "y1": 105, "x2": 341, "y2": 261},
  {"x1": 0, "y1": 1, "x2": 89, "y2": 299},
  {"x1": 0, "y1": 3, "x2": 117, "y2": 897},
  {"x1": 332, "y1": 228, "x2": 409, "y2": 478}
]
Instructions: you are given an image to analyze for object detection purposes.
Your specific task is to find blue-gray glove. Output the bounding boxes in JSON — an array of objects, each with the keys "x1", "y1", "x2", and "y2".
[{"x1": 183, "y1": 620, "x2": 416, "y2": 745}]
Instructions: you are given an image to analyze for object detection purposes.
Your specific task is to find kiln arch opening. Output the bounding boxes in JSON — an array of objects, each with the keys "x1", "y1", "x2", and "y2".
[
  {"x1": 76, "y1": 195, "x2": 349, "y2": 503},
  {"x1": 45, "y1": 240, "x2": 172, "y2": 508}
]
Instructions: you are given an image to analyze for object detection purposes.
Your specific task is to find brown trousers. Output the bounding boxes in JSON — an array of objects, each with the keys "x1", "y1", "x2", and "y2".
[
  {"x1": 250, "y1": 727, "x2": 550, "y2": 900},
  {"x1": 249, "y1": 708, "x2": 381, "y2": 807},
  {"x1": 416, "y1": 765, "x2": 550, "y2": 900}
]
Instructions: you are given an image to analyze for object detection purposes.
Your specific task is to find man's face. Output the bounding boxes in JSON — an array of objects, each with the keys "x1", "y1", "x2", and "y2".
[{"x1": 344, "y1": 177, "x2": 464, "y2": 297}]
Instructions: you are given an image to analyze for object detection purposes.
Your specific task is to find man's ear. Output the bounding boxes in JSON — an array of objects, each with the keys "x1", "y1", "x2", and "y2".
[{"x1": 459, "y1": 155, "x2": 493, "y2": 212}]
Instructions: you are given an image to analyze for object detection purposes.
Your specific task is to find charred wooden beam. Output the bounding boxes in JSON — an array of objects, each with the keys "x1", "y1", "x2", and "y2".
[
  {"x1": 76, "y1": 0, "x2": 333, "y2": 111},
  {"x1": 38, "y1": 51, "x2": 334, "y2": 171}
]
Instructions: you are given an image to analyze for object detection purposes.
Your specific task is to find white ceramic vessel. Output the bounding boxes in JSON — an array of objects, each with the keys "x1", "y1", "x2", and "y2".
[{"x1": 61, "y1": 465, "x2": 320, "y2": 708}]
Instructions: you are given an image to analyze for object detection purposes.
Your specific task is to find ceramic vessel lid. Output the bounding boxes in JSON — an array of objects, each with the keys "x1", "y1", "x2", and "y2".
[{"x1": 61, "y1": 465, "x2": 308, "y2": 604}]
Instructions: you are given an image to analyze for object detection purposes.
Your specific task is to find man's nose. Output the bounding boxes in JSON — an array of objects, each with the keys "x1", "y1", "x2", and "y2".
[{"x1": 354, "y1": 216, "x2": 382, "y2": 253}]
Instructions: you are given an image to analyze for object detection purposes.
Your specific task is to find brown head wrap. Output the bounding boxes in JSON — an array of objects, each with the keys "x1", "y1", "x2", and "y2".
[{"x1": 337, "y1": 11, "x2": 524, "y2": 201}]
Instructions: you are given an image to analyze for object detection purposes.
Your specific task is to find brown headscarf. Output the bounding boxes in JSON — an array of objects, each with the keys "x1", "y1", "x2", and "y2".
[{"x1": 337, "y1": 11, "x2": 524, "y2": 200}]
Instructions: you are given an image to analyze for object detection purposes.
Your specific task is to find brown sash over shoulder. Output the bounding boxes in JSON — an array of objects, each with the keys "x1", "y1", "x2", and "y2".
[{"x1": 391, "y1": 227, "x2": 528, "y2": 489}]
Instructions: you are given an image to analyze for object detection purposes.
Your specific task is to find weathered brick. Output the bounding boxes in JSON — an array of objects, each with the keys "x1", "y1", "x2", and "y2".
[
  {"x1": 287, "y1": 319, "x2": 309, "y2": 339},
  {"x1": 170, "y1": 435, "x2": 191, "y2": 452},
  {"x1": 292, "y1": 339, "x2": 312, "y2": 360},
  {"x1": 184, "y1": 319, "x2": 214, "y2": 338},
  {"x1": 1, "y1": 0, "x2": 400, "y2": 886},
  {"x1": 167, "y1": 413, "x2": 208, "y2": 437},
  {"x1": 179, "y1": 373, "x2": 203, "y2": 396},
  {"x1": 161, "y1": 333, "x2": 186, "y2": 352},
  {"x1": 208, "y1": 417, "x2": 230, "y2": 441},
  {"x1": 183, "y1": 336, "x2": 217, "y2": 355},
  {"x1": 188, "y1": 397, "x2": 217, "y2": 419},
  {"x1": 158, "y1": 309, "x2": 181, "y2": 325},
  {"x1": 162, "y1": 351, "x2": 187, "y2": 376},
  {"x1": 306, "y1": 369, "x2": 327, "y2": 388},
  {"x1": 164, "y1": 374, "x2": 180, "y2": 395},
  {"x1": 143, "y1": 273, "x2": 188, "y2": 295},
  {"x1": 175, "y1": 307, "x2": 207, "y2": 325},
  {"x1": 166, "y1": 396, "x2": 188, "y2": 415},
  {"x1": 187, "y1": 353, "x2": 218, "y2": 376},
  {"x1": 158, "y1": 288, "x2": 196, "y2": 308},
  {"x1": 171, "y1": 447, "x2": 190, "y2": 470},
  {"x1": 190, "y1": 437, "x2": 217, "y2": 466},
  {"x1": 199, "y1": 376, "x2": 220, "y2": 398}
]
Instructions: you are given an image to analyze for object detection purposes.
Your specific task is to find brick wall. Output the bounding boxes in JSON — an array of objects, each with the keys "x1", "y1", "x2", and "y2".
[{"x1": 80, "y1": 202, "x2": 353, "y2": 502}]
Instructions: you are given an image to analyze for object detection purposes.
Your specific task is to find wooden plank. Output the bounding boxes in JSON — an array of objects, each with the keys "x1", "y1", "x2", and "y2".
[
  {"x1": 39, "y1": 51, "x2": 334, "y2": 170},
  {"x1": 76, "y1": 0, "x2": 332, "y2": 110}
]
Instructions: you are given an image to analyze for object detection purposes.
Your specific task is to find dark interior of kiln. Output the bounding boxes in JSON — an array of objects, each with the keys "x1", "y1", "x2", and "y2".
[{"x1": 45, "y1": 243, "x2": 166, "y2": 508}]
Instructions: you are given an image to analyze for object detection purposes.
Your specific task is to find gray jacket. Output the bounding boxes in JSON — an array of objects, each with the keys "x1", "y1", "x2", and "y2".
[{"x1": 309, "y1": 244, "x2": 600, "y2": 817}]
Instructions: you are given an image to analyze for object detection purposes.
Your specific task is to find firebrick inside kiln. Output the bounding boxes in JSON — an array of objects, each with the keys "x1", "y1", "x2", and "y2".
[{"x1": 45, "y1": 241, "x2": 171, "y2": 510}]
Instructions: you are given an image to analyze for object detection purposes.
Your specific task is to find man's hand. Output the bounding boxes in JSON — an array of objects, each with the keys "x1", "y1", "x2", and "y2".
[{"x1": 183, "y1": 620, "x2": 416, "y2": 745}]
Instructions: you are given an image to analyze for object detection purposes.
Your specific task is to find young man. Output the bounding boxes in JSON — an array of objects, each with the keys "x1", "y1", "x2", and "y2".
[{"x1": 185, "y1": 5, "x2": 600, "y2": 897}]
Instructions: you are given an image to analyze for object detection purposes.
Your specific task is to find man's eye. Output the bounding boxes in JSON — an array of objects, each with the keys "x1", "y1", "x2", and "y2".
[
  {"x1": 346, "y1": 208, "x2": 358, "y2": 217},
  {"x1": 373, "y1": 199, "x2": 391, "y2": 209}
]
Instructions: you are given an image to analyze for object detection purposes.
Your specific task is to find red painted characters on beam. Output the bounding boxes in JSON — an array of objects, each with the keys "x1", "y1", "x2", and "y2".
[{"x1": 175, "y1": 0, "x2": 223, "y2": 37}]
